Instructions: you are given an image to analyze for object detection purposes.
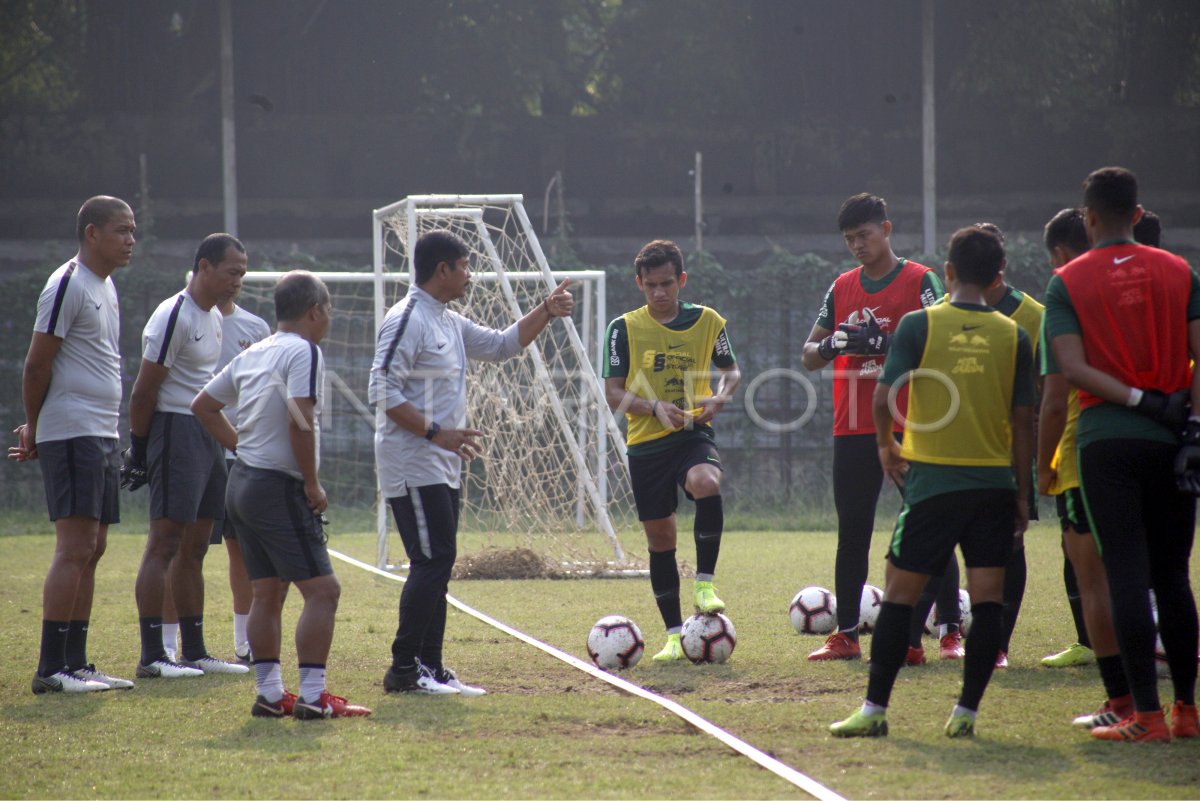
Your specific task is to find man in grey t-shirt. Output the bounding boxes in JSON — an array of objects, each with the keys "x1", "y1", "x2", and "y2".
[{"x1": 12, "y1": 196, "x2": 136, "y2": 694}]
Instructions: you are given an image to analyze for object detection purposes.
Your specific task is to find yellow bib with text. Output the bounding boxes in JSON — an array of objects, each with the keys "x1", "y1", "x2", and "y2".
[
  {"x1": 623, "y1": 305, "x2": 726, "y2": 446},
  {"x1": 900, "y1": 304, "x2": 1019, "y2": 466}
]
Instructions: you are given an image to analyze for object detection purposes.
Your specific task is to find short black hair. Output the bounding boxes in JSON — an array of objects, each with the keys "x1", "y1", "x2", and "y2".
[
  {"x1": 1134, "y1": 209, "x2": 1162, "y2": 248},
  {"x1": 76, "y1": 196, "x2": 131, "y2": 242},
  {"x1": 1043, "y1": 208, "x2": 1089, "y2": 256},
  {"x1": 973, "y1": 222, "x2": 1005, "y2": 244},
  {"x1": 947, "y1": 227, "x2": 1004, "y2": 287},
  {"x1": 275, "y1": 270, "x2": 330, "y2": 322},
  {"x1": 634, "y1": 239, "x2": 684, "y2": 277},
  {"x1": 414, "y1": 230, "x2": 470, "y2": 285},
  {"x1": 194, "y1": 233, "x2": 245, "y2": 271},
  {"x1": 1082, "y1": 166, "x2": 1138, "y2": 225},
  {"x1": 837, "y1": 193, "x2": 888, "y2": 231}
]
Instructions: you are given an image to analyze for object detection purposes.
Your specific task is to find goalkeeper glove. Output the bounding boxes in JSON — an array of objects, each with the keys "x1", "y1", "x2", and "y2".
[
  {"x1": 1133, "y1": 388, "x2": 1191, "y2": 433},
  {"x1": 838, "y1": 308, "x2": 889, "y2": 355},
  {"x1": 120, "y1": 432, "x2": 149, "y2": 492},
  {"x1": 1175, "y1": 419, "x2": 1200, "y2": 496}
]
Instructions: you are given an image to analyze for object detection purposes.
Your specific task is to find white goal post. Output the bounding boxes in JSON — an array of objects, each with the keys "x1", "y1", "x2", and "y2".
[{"x1": 240, "y1": 194, "x2": 638, "y2": 573}]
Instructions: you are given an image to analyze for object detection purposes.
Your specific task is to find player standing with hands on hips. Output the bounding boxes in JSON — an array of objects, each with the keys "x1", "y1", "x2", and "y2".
[
  {"x1": 15, "y1": 196, "x2": 137, "y2": 694},
  {"x1": 371, "y1": 230, "x2": 574, "y2": 696},
  {"x1": 603, "y1": 240, "x2": 740, "y2": 663}
]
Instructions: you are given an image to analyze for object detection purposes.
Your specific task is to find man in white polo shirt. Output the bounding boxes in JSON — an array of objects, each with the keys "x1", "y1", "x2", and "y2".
[
  {"x1": 370, "y1": 230, "x2": 574, "y2": 696},
  {"x1": 162, "y1": 286, "x2": 271, "y2": 663},
  {"x1": 13, "y1": 196, "x2": 136, "y2": 694},
  {"x1": 123, "y1": 233, "x2": 250, "y2": 678},
  {"x1": 193, "y1": 270, "x2": 370, "y2": 719}
]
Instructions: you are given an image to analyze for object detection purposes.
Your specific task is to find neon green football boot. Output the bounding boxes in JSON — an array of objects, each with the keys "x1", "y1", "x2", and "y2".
[
  {"x1": 651, "y1": 633, "x2": 686, "y2": 662},
  {"x1": 1040, "y1": 642, "x2": 1095, "y2": 668},
  {"x1": 830, "y1": 709, "x2": 889, "y2": 738},
  {"x1": 944, "y1": 713, "x2": 976, "y2": 738},
  {"x1": 693, "y1": 581, "x2": 726, "y2": 615}
]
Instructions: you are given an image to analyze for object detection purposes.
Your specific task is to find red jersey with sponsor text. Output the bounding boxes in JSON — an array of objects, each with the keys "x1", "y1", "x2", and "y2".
[
  {"x1": 1057, "y1": 243, "x2": 1192, "y2": 410},
  {"x1": 831, "y1": 260, "x2": 934, "y2": 436}
]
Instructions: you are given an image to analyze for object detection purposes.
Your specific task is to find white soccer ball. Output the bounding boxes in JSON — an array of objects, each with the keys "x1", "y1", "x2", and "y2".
[
  {"x1": 790, "y1": 586, "x2": 837, "y2": 635},
  {"x1": 587, "y1": 615, "x2": 645, "y2": 671},
  {"x1": 858, "y1": 585, "x2": 883, "y2": 633},
  {"x1": 681, "y1": 612, "x2": 737, "y2": 664},
  {"x1": 958, "y1": 588, "x2": 973, "y2": 636}
]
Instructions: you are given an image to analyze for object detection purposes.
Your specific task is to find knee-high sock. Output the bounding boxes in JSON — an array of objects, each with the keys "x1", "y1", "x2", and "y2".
[
  {"x1": 866, "y1": 601, "x2": 914, "y2": 708},
  {"x1": 693, "y1": 496, "x2": 723, "y2": 578},
  {"x1": 959, "y1": 601, "x2": 1003, "y2": 712},
  {"x1": 1063, "y1": 556, "x2": 1090, "y2": 648},
  {"x1": 1000, "y1": 547, "x2": 1027, "y2": 653},
  {"x1": 649, "y1": 549, "x2": 682, "y2": 631}
]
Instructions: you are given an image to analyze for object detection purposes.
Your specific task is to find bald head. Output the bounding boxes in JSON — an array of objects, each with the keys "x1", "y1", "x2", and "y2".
[{"x1": 76, "y1": 196, "x2": 133, "y2": 242}]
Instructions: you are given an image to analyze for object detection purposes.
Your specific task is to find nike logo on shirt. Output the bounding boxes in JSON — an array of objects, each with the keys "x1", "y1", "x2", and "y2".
[
  {"x1": 1113, "y1": 255, "x2": 1134, "y2": 264},
  {"x1": 962, "y1": 324, "x2": 984, "y2": 331},
  {"x1": 193, "y1": 333, "x2": 204, "y2": 341},
  {"x1": 436, "y1": 342, "x2": 447, "y2": 350}
]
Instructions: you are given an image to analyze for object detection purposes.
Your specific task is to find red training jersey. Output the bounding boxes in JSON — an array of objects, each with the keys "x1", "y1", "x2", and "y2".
[
  {"x1": 1057, "y1": 243, "x2": 1193, "y2": 410},
  {"x1": 830, "y1": 260, "x2": 934, "y2": 436}
]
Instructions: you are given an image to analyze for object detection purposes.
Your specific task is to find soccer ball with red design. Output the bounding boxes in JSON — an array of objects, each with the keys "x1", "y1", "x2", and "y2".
[
  {"x1": 790, "y1": 586, "x2": 837, "y2": 635},
  {"x1": 680, "y1": 612, "x2": 737, "y2": 664},
  {"x1": 587, "y1": 615, "x2": 645, "y2": 671},
  {"x1": 858, "y1": 584, "x2": 883, "y2": 633}
]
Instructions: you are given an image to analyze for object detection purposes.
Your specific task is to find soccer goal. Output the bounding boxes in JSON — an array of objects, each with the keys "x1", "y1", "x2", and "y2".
[{"x1": 239, "y1": 195, "x2": 638, "y2": 574}]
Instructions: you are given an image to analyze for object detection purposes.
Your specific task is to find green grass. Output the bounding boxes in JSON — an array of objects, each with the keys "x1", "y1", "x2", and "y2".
[{"x1": 2, "y1": 511, "x2": 1199, "y2": 799}]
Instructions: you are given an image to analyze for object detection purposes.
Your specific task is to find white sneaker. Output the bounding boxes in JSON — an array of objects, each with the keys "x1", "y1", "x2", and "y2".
[
  {"x1": 383, "y1": 663, "x2": 460, "y2": 695},
  {"x1": 181, "y1": 655, "x2": 251, "y2": 674},
  {"x1": 76, "y1": 665, "x2": 135, "y2": 690},
  {"x1": 436, "y1": 667, "x2": 486, "y2": 697},
  {"x1": 136, "y1": 659, "x2": 204, "y2": 678},
  {"x1": 32, "y1": 669, "x2": 111, "y2": 694}
]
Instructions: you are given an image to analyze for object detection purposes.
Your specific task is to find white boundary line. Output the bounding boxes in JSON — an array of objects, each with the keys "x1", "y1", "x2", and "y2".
[{"x1": 329, "y1": 548, "x2": 846, "y2": 801}]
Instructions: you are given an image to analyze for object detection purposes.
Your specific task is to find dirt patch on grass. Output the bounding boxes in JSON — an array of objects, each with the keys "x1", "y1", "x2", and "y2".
[{"x1": 452, "y1": 548, "x2": 553, "y2": 580}]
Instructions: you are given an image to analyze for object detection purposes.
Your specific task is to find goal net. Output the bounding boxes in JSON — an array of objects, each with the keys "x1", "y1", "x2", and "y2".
[{"x1": 239, "y1": 195, "x2": 638, "y2": 574}]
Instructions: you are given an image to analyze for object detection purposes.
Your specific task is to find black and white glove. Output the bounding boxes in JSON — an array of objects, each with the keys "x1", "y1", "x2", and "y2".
[
  {"x1": 1175, "y1": 419, "x2": 1200, "y2": 496},
  {"x1": 1134, "y1": 388, "x2": 1191, "y2": 434},
  {"x1": 120, "y1": 433, "x2": 149, "y2": 492},
  {"x1": 839, "y1": 308, "x2": 889, "y2": 355}
]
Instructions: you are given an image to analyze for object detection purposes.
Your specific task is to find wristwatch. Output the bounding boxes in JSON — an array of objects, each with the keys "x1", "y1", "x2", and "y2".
[{"x1": 424, "y1": 422, "x2": 441, "y2": 441}]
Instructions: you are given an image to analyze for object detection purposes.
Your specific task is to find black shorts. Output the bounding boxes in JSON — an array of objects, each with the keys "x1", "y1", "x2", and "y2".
[
  {"x1": 209, "y1": 458, "x2": 237, "y2": 544},
  {"x1": 225, "y1": 461, "x2": 332, "y2": 582},
  {"x1": 38, "y1": 436, "x2": 120, "y2": 524},
  {"x1": 1056, "y1": 487, "x2": 1091, "y2": 534},
  {"x1": 148, "y1": 412, "x2": 227, "y2": 523},
  {"x1": 627, "y1": 437, "x2": 722, "y2": 522},
  {"x1": 888, "y1": 488, "x2": 1016, "y2": 574}
]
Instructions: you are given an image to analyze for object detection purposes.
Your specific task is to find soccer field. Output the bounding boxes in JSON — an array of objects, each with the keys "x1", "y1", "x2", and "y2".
[{"x1": 2, "y1": 515, "x2": 1198, "y2": 800}]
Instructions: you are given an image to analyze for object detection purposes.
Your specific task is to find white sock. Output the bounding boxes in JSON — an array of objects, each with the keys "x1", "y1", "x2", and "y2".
[
  {"x1": 233, "y1": 613, "x2": 249, "y2": 652},
  {"x1": 254, "y1": 661, "x2": 285, "y2": 703},
  {"x1": 861, "y1": 700, "x2": 886, "y2": 716},
  {"x1": 162, "y1": 623, "x2": 180, "y2": 658},
  {"x1": 298, "y1": 664, "x2": 326, "y2": 703},
  {"x1": 952, "y1": 705, "x2": 978, "y2": 720}
]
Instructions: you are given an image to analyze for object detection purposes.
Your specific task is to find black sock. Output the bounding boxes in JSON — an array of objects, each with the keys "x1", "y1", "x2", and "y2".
[
  {"x1": 37, "y1": 619, "x2": 70, "y2": 677},
  {"x1": 649, "y1": 549, "x2": 682, "y2": 631},
  {"x1": 959, "y1": 601, "x2": 1003, "y2": 712},
  {"x1": 139, "y1": 617, "x2": 167, "y2": 665},
  {"x1": 179, "y1": 615, "x2": 208, "y2": 661},
  {"x1": 866, "y1": 601, "x2": 913, "y2": 708},
  {"x1": 64, "y1": 620, "x2": 89, "y2": 671},
  {"x1": 1063, "y1": 557, "x2": 1090, "y2": 648},
  {"x1": 693, "y1": 496, "x2": 723, "y2": 577},
  {"x1": 1096, "y1": 654, "x2": 1130, "y2": 701},
  {"x1": 1001, "y1": 547, "x2": 1026, "y2": 652},
  {"x1": 909, "y1": 581, "x2": 938, "y2": 648}
]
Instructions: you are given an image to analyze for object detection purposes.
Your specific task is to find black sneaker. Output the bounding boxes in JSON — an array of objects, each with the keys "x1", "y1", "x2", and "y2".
[{"x1": 383, "y1": 662, "x2": 459, "y2": 695}]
